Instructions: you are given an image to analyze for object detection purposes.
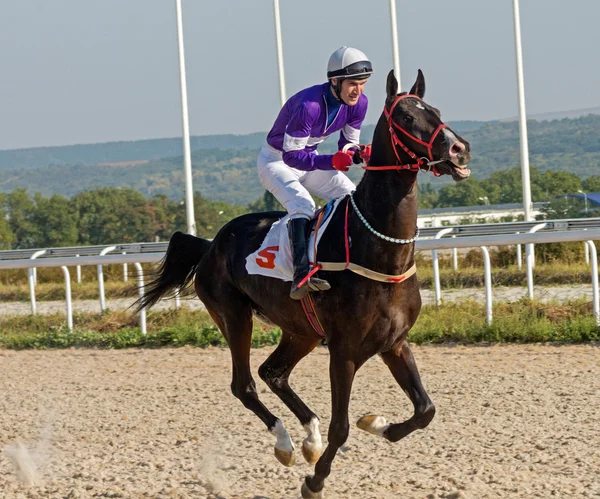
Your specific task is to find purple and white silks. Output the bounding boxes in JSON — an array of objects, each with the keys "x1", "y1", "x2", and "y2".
[{"x1": 266, "y1": 83, "x2": 368, "y2": 171}]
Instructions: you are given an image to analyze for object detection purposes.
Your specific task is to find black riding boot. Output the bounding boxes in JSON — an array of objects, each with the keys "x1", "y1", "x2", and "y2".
[{"x1": 288, "y1": 217, "x2": 331, "y2": 300}]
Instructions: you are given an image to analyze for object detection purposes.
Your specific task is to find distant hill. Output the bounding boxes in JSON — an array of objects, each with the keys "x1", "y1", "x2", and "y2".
[
  {"x1": 0, "y1": 133, "x2": 266, "y2": 171},
  {"x1": 500, "y1": 106, "x2": 600, "y2": 123},
  {"x1": 0, "y1": 115, "x2": 598, "y2": 206},
  {"x1": 0, "y1": 121, "x2": 482, "y2": 172}
]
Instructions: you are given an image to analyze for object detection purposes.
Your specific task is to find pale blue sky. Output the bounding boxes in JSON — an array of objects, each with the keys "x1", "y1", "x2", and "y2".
[{"x1": 0, "y1": 0, "x2": 598, "y2": 150}]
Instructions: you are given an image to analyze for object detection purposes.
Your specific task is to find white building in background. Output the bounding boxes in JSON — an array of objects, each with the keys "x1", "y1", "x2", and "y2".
[{"x1": 417, "y1": 202, "x2": 546, "y2": 228}]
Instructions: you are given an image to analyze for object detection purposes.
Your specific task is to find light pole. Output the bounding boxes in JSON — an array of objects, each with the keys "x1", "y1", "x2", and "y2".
[
  {"x1": 273, "y1": 0, "x2": 287, "y2": 107},
  {"x1": 511, "y1": 0, "x2": 533, "y2": 222},
  {"x1": 175, "y1": 0, "x2": 196, "y2": 236},
  {"x1": 512, "y1": 0, "x2": 536, "y2": 296},
  {"x1": 389, "y1": 0, "x2": 402, "y2": 90}
]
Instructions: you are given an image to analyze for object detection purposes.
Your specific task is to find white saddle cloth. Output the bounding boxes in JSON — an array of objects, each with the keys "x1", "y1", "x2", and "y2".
[{"x1": 245, "y1": 198, "x2": 343, "y2": 282}]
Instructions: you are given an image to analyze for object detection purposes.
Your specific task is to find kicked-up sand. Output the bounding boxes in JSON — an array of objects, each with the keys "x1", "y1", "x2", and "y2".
[{"x1": 0, "y1": 343, "x2": 598, "y2": 498}]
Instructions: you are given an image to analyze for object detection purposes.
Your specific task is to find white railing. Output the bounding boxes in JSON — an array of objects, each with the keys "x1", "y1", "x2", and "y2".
[
  {"x1": 0, "y1": 253, "x2": 160, "y2": 334},
  {"x1": 0, "y1": 229, "x2": 598, "y2": 333}
]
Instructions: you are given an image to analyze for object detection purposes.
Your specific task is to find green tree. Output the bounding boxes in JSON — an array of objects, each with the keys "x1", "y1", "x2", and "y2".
[
  {"x1": 480, "y1": 166, "x2": 545, "y2": 204},
  {"x1": 540, "y1": 196, "x2": 586, "y2": 219},
  {"x1": 248, "y1": 191, "x2": 284, "y2": 213},
  {"x1": 536, "y1": 170, "x2": 581, "y2": 198},
  {"x1": 71, "y1": 187, "x2": 159, "y2": 244},
  {"x1": 6, "y1": 188, "x2": 39, "y2": 248},
  {"x1": 148, "y1": 194, "x2": 179, "y2": 242},
  {"x1": 0, "y1": 193, "x2": 15, "y2": 249},
  {"x1": 582, "y1": 176, "x2": 600, "y2": 192},
  {"x1": 32, "y1": 193, "x2": 78, "y2": 247},
  {"x1": 171, "y1": 192, "x2": 249, "y2": 239},
  {"x1": 418, "y1": 183, "x2": 439, "y2": 209},
  {"x1": 437, "y1": 178, "x2": 488, "y2": 207}
]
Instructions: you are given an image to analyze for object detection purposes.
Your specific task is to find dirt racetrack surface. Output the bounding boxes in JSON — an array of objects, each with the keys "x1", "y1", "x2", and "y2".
[{"x1": 1, "y1": 344, "x2": 598, "y2": 498}]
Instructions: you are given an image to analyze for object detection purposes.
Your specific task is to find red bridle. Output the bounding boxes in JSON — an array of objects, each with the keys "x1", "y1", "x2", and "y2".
[{"x1": 364, "y1": 93, "x2": 448, "y2": 174}]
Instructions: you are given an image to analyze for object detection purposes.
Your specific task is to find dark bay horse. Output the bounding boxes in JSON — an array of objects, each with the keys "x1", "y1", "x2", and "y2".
[{"x1": 137, "y1": 70, "x2": 471, "y2": 498}]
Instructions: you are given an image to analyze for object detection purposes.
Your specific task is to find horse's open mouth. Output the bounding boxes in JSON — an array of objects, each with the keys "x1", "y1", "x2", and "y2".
[
  {"x1": 451, "y1": 165, "x2": 471, "y2": 181},
  {"x1": 434, "y1": 160, "x2": 471, "y2": 181}
]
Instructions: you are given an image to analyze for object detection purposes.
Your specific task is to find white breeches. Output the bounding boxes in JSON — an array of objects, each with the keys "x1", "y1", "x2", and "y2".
[{"x1": 257, "y1": 145, "x2": 356, "y2": 220}]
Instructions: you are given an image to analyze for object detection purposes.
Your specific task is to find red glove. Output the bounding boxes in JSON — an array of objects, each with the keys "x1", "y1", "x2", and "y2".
[
  {"x1": 332, "y1": 150, "x2": 353, "y2": 172},
  {"x1": 358, "y1": 144, "x2": 372, "y2": 165}
]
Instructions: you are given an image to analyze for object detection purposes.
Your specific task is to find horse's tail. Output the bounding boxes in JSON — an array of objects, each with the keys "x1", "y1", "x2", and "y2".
[{"x1": 133, "y1": 231, "x2": 211, "y2": 312}]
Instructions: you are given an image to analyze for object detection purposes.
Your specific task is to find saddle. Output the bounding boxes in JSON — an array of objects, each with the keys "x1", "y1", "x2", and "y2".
[{"x1": 245, "y1": 198, "x2": 341, "y2": 283}]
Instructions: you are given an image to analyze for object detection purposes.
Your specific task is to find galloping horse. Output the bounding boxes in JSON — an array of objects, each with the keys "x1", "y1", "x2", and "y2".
[{"x1": 137, "y1": 70, "x2": 471, "y2": 498}]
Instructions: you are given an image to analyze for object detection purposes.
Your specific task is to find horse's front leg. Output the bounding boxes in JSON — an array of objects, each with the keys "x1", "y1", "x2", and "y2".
[
  {"x1": 302, "y1": 352, "x2": 356, "y2": 499},
  {"x1": 357, "y1": 339, "x2": 435, "y2": 442}
]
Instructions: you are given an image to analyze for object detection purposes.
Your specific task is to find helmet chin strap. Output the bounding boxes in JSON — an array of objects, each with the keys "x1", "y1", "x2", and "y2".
[{"x1": 330, "y1": 80, "x2": 349, "y2": 106}]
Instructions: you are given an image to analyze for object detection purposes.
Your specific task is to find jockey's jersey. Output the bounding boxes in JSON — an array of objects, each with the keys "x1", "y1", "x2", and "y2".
[{"x1": 266, "y1": 82, "x2": 368, "y2": 172}]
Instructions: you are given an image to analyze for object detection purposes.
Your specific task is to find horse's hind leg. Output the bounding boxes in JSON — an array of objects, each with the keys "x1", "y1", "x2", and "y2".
[
  {"x1": 258, "y1": 331, "x2": 323, "y2": 464},
  {"x1": 199, "y1": 285, "x2": 297, "y2": 467},
  {"x1": 357, "y1": 339, "x2": 435, "y2": 442}
]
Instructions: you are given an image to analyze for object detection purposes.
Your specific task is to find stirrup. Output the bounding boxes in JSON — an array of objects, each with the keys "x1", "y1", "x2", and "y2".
[{"x1": 290, "y1": 274, "x2": 331, "y2": 300}]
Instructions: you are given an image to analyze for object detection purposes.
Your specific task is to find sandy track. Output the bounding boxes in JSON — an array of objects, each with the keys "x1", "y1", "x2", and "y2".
[
  {"x1": 1, "y1": 344, "x2": 598, "y2": 498},
  {"x1": 0, "y1": 284, "x2": 593, "y2": 317}
]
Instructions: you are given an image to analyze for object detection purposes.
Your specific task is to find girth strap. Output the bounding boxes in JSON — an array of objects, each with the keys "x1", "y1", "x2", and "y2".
[{"x1": 318, "y1": 261, "x2": 416, "y2": 283}]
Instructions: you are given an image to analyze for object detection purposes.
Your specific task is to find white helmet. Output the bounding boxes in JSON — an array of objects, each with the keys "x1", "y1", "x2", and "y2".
[{"x1": 327, "y1": 47, "x2": 373, "y2": 80}]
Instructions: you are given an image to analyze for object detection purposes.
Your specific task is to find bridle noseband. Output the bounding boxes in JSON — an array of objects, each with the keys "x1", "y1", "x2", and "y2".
[{"x1": 363, "y1": 93, "x2": 448, "y2": 174}]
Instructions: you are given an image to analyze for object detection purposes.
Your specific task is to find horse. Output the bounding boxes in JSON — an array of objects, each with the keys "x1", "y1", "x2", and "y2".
[{"x1": 136, "y1": 69, "x2": 471, "y2": 498}]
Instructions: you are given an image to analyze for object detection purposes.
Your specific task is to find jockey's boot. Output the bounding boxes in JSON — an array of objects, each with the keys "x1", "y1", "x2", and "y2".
[{"x1": 288, "y1": 217, "x2": 331, "y2": 300}]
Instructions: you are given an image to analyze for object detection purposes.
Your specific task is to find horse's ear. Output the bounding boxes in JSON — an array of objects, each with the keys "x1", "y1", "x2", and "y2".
[
  {"x1": 409, "y1": 69, "x2": 426, "y2": 99},
  {"x1": 386, "y1": 70, "x2": 399, "y2": 99}
]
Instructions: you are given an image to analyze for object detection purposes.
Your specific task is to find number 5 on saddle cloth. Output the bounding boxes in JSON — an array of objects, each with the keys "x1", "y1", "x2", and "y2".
[{"x1": 245, "y1": 198, "x2": 342, "y2": 283}]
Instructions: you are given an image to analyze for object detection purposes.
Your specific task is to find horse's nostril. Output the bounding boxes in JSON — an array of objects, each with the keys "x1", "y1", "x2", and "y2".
[{"x1": 450, "y1": 143, "x2": 465, "y2": 155}]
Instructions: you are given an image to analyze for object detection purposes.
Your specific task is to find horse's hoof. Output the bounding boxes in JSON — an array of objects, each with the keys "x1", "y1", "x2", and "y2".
[
  {"x1": 274, "y1": 447, "x2": 295, "y2": 467},
  {"x1": 301, "y1": 480, "x2": 324, "y2": 499},
  {"x1": 357, "y1": 414, "x2": 388, "y2": 437},
  {"x1": 302, "y1": 440, "x2": 322, "y2": 464}
]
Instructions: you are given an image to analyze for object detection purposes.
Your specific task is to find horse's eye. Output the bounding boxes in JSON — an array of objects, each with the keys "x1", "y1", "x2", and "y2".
[{"x1": 402, "y1": 115, "x2": 414, "y2": 124}]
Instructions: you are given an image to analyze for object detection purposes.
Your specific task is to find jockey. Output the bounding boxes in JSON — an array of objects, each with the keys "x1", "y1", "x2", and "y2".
[{"x1": 257, "y1": 46, "x2": 373, "y2": 300}]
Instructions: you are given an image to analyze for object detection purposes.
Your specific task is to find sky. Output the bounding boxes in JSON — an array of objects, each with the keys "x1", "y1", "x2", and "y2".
[{"x1": 0, "y1": 0, "x2": 599, "y2": 150}]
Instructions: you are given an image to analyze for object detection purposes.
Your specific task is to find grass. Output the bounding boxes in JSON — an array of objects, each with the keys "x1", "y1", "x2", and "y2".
[{"x1": 0, "y1": 300, "x2": 597, "y2": 350}]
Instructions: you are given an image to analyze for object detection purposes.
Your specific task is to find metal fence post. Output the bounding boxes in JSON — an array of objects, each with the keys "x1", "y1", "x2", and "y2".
[
  {"x1": 452, "y1": 235, "x2": 458, "y2": 270},
  {"x1": 61, "y1": 266, "x2": 73, "y2": 331},
  {"x1": 174, "y1": 288, "x2": 181, "y2": 309},
  {"x1": 516, "y1": 232, "x2": 522, "y2": 270},
  {"x1": 432, "y1": 228, "x2": 454, "y2": 306},
  {"x1": 586, "y1": 241, "x2": 599, "y2": 325},
  {"x1": 584, "y1": 241, "x2": 590, "y2": 266},
  {"x1": 133, "y1": 262, "x2": 146, "y2": 335},
  {"x1": 97, "y1": 246, "x2": 116, "y2": 312},
  {"x1": 526, "y1": 223, "x2": 548, "y2": 300},
  {"x1": 76, "y1": 254, "x2": 82, "y2": 283},
  {"x1": 122, "y1": 252, "x2": 128, "y2": 282},
  {"x1": 28, "y1": 250, "x2": 47, "y2": 314},
  {"x1": 481, "y1": 246, "x2": 492, "y2": 325}
]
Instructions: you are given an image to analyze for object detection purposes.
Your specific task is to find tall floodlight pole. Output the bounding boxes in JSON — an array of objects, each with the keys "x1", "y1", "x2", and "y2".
[
  {"x1": 512, "y1": 0, "x2": 533, "y2": 221},
  {"x1": 273, "y1": 0, "x2": 287, "y2": 107},
  {"x1": 512, "y1": 0, "x2": 535, "y2": 298},
  {"x1": 175, "y1": 0, "x2": 196, "y2": 236},
  {"x1": 389, "y1": 0, "x2": 402, "y2": 90}
]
